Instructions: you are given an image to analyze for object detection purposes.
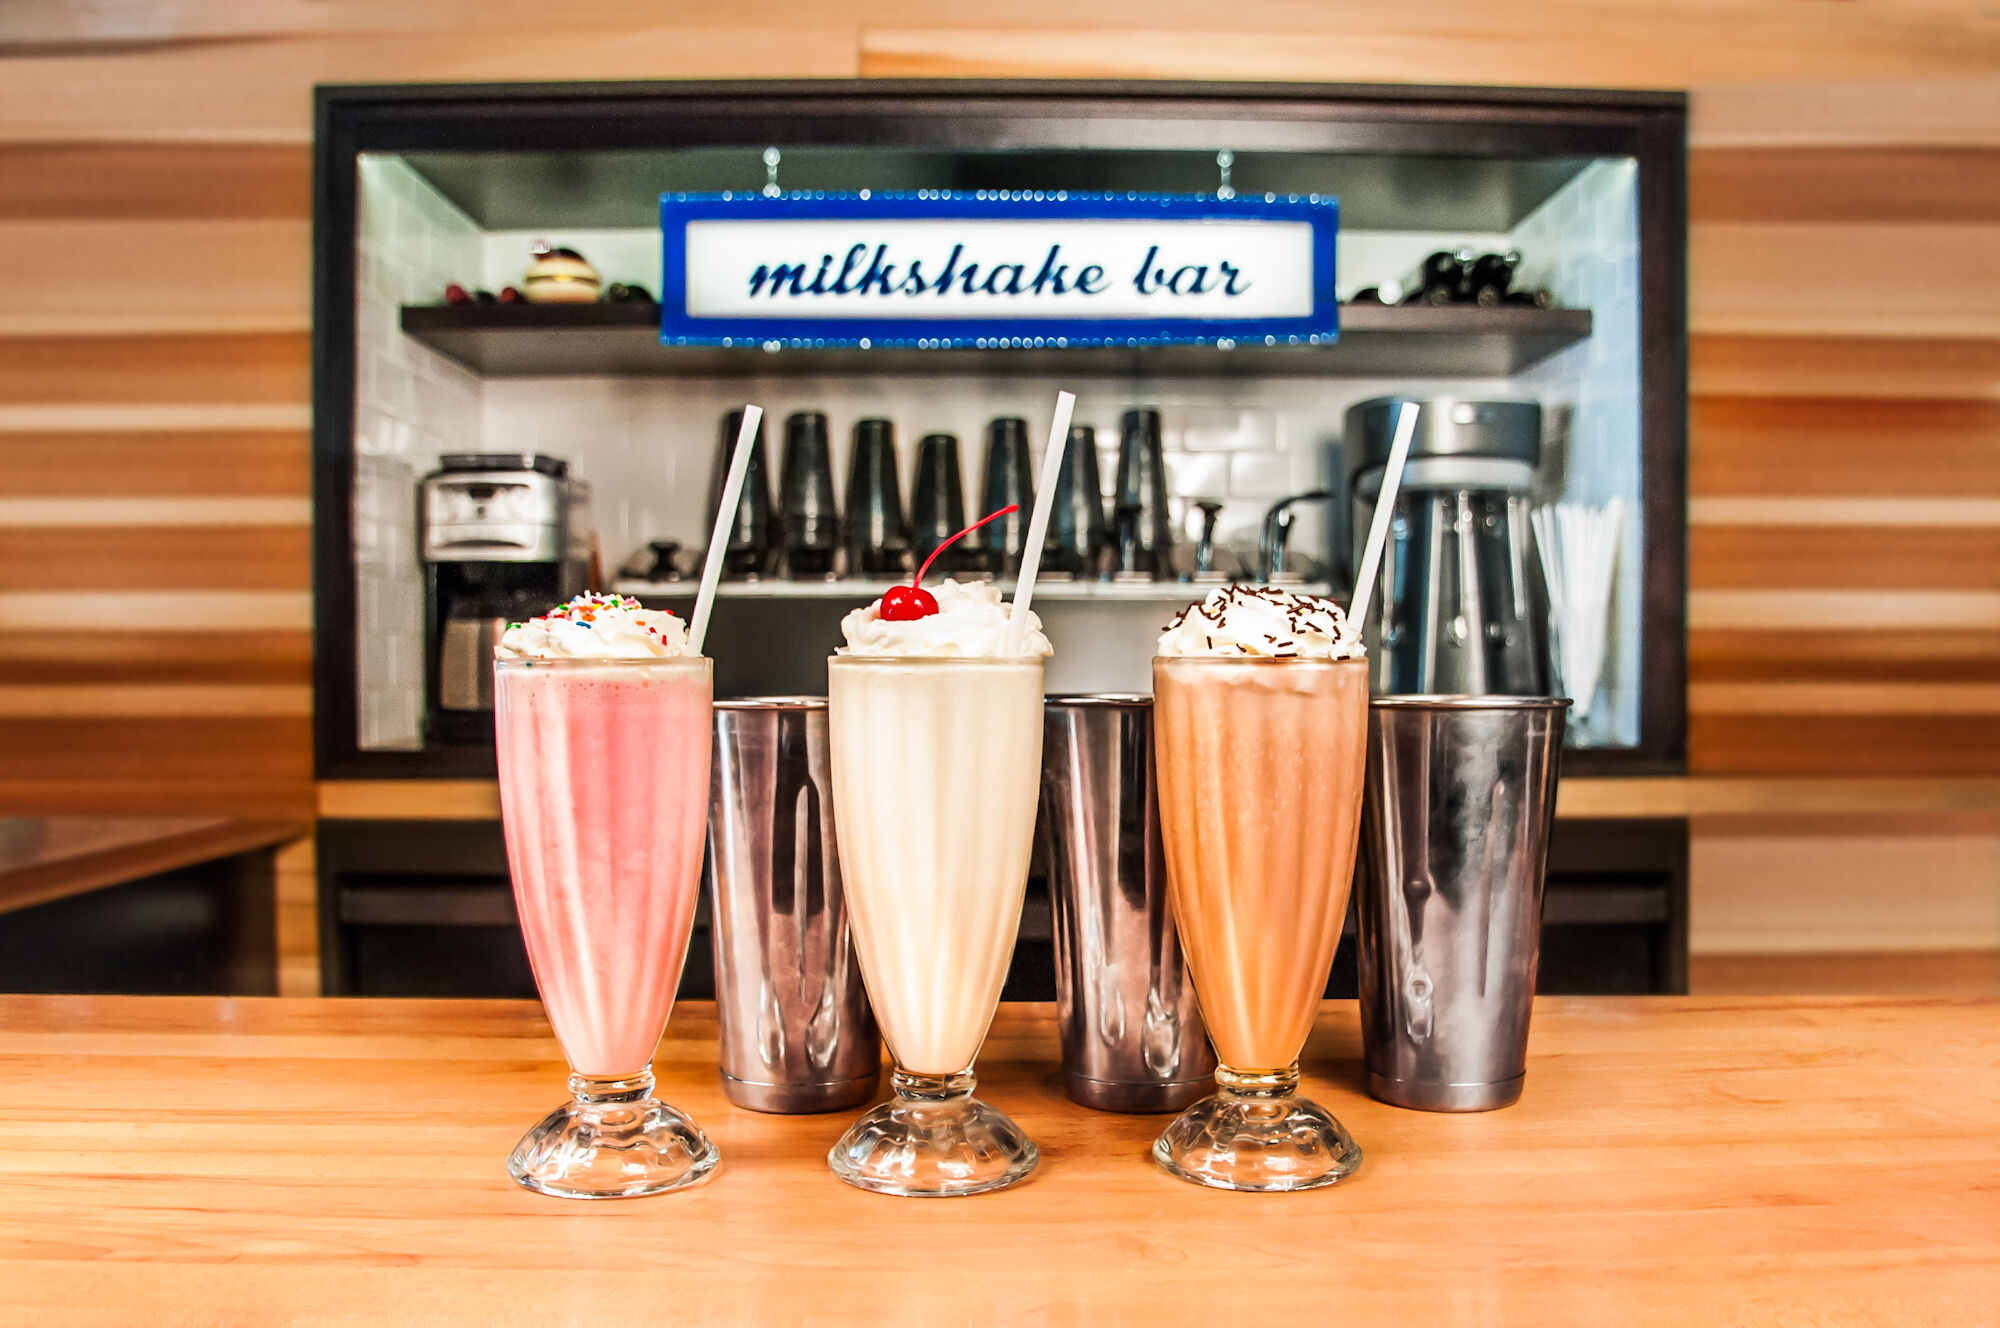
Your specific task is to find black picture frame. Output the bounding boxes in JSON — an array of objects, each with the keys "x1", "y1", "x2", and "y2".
[{"x1": 313, "y1": 79, "x2": 1687, "y2": 780}]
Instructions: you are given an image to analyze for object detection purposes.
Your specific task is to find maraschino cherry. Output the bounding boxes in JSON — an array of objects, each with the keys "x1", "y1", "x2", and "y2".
[{"x1": 878, "y1": 505, "x2": 1020, "y2": 621}]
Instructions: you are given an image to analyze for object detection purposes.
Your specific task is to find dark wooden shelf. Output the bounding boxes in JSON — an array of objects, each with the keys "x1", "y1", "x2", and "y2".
[{"x1": 398, "y1": 302, "x2": 1593, "y2": 379}]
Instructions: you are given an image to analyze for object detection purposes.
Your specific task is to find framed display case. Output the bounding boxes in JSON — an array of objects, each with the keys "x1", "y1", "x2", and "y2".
[{"x1": 313, "y1": 80, "x2": 1686, "y2": 779}]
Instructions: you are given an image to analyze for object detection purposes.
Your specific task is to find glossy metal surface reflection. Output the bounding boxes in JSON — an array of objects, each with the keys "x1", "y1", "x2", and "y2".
[
  {"x1": 708, "y1": 699, "x2": 881, "y2": 1113},
  {"x1": 1042, "y1": 695, "x2": 1214, "y2": 1112},
  {"x1": 1356, "y1": 695, "x2": 1568, "y2": 1111}
]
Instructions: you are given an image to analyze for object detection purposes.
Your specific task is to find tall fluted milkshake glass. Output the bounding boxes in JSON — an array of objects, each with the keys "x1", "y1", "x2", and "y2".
[
  {"x1": 493, "y1": 595, "x2": 719, "y2": 1199},
  {"x1": 1151, "y1": 586, "x2": 1369, "y2": 1191},
  {"x1": 826, "y1": 579, "x2": 1049, "y2": 1196}
]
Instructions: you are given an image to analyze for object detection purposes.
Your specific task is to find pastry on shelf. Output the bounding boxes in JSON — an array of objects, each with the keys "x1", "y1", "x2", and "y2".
[{"x1": 522, "y1": 240, "x2": 602, "y2": 304}]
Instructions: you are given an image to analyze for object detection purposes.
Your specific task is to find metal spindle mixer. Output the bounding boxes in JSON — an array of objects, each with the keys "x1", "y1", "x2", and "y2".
[{"x1": 1345, "y1": 397, "x2": 1549, "y2": 698}]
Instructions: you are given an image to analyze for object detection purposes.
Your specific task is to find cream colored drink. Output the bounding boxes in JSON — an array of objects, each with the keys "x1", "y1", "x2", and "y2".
[
  {"x1": 829, "y1": 654, "x2": 1043, "y2": 1073},
  {"x1": 825, "y1": 577, "x2": 1051, "y2": 1196}
]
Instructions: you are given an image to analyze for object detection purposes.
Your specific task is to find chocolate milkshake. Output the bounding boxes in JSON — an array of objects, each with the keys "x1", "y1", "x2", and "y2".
[{"x1": 1150, "y1": 585, "x2": 1368, "y2": 1191}]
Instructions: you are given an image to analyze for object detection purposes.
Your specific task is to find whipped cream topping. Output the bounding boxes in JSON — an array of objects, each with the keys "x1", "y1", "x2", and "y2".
[
  {"x1": 495, "y1": 593, "x2": 696, "y2": 660},
  {"x1": 838, "y1": 579, "x2": 1053, "y2": 658},
  {"x1": 1157, "y1": 584, "x2": 1363, "y2": 660}
]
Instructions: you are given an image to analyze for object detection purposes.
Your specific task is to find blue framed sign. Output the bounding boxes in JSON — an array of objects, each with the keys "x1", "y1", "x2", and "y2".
[{"x1": 658, "y1": 190, "x2": 1338, "y2": 349}]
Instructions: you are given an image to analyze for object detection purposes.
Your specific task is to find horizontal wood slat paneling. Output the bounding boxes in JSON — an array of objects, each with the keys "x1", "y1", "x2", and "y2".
[
  {"x1": 0, "y1": 29, "x2": 863, "y2": 143},
  {"x1": 0, "y1": 19, "x2": 1984, "y2": 148},
  {"x1": 0, "y1": 684, "x2": 311, "y2": 717},
  {"x1": 1690, "y1": 590, "x2": 2000, "y2": 632},
  {"x1": 1690, "y1": 335, "x2": 2000, "y2": 400},
  {"x1": 273, "y1": 831, "x2": 318, "y2": 995},
  {"x1": 1691, "y1": 398, "x2": 2000, "y2": 497},
  {"x1": 0, "y1": 717, "x2": 310, "y2": 783},
  {"x1": 0, "y1": 404, "x2": 311, "y2": 434},
  {"x1": 1690, "y1": 147, "x2": 2000, "y2": 225},
  {"x1": 0, "y1": 497, "x2": 309, "y2": 526},
  {"x1": 0, "y1": 0, "x2": 1991, "y2": 46},
  {"x1": 0, "y1": 433, "x2": 308, "y2": 495},
  {"x1": 853, "y1": 21, "x2": 2000, "y2": 87},
  {"x1": 1689, "y1": 828, "x2": 2000, "y2": 949},
  {"x1": 1690, "y1": 222, "x2": 2000, "y2": 339},
  {"x1": 1691, "y1": 527, "x2": 2000, "y2": 592},
  {"x1": 0, "y1": 527, "x2": 309, "y2": 591},
  {"x1": 0, "y1": 219, "x2": 308, "y2": 334},
  {"x1": 1693, "y1": 809, "x2": 2000, "y2": 840},
  {"x1": 1692, "y1": 682, "x2": 2000, "y2": 717},
  {"x1": 0, "y1": 334, "x2": 309, "y2": 405},
  {"x1": 1690, "y1": 715, "x2": 2000, "y2": 776},
  {"x1": 0, "y1": 143, "x2": 309, "y2": 219},
  {"x1": 1693, "y1": 497, "x2": 2000, "y2": 527},
  {"x1": 1690, "y1": 950, "x2": 2000, "y2": 996},
  {"x1": 1691, "y1": 630, "x2": 2000, "y2": 685},
  {"x1": 1691, "y1": 78, "x2": 2000, "y2": 150},
  {"x1": 0, "y1": 119, "x2": 318, "y2": 825},
  {"x1": 0, "y1": 590, "x2": 311, "y2": 631},
  {"x1": 0, "y1": 630, "x2": 311, "y2": 685}
]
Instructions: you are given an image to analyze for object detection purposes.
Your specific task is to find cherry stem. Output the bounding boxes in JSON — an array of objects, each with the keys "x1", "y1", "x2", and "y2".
[{"x1": 911, "y1": 504, "x2": 1019, "y2": 588}]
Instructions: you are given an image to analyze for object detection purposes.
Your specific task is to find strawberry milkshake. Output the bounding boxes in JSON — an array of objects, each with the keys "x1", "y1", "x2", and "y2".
[{"x1": 494, "y1": 593, "x2": 720, "y2": 1199}]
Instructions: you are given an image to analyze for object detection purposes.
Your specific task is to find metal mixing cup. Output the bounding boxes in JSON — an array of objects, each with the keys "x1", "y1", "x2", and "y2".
[
  {"x1": 1356, "y1": 695, "x2": 1569, "y2": 1111},
  {"x1": 1042, "y1": 695, "x2": 1215, "y2": 1112},
  {"x1": 708, "y1": 698, "x2": 881, "y2": 1113}
]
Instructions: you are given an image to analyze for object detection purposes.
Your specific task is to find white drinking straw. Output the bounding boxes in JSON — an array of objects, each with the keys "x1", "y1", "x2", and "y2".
[
  {"x1": 1345, "y1": 400, "x2": 1420, "y2": 639},
  {"x1": 688, "y1": 404, "x2": 762, "y2": 655},
  {"x1": 1004, "y1": 390, "x2": 1077, "y2": 656}
]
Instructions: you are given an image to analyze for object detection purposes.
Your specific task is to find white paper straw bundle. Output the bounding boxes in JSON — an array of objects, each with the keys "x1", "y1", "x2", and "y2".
[{"x1": 1532, "y1": 497, "x2": 1624, "y2": 721}]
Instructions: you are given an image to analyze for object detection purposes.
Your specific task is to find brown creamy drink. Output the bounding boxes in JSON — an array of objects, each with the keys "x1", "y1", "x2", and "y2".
[
  {"x1": 1150, "y1": 584, "x2": 1369, "y2": 1191},
  {"x1": 1153, "y1": 654, "x2": 1368, "y2": 1069}
]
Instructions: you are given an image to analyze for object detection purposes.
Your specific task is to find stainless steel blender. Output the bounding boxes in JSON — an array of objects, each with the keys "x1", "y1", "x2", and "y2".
[{"x1": 1345, "y1": 397, "x2": 1549, "y2": 697}]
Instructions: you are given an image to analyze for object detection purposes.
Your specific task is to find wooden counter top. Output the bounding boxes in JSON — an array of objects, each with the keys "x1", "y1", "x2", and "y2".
[
  {"x1": 0, "y1": 815, "x2": 304, "y2": 914},
  {"x1": 315, "y1": 774, "x2": 2000, "y2": 823},
  {"x1": 2, "y1": 996, "x2": 1995, "y2": 1324}
]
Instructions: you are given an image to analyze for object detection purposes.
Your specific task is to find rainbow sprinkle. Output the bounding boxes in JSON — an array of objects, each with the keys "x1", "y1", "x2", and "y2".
[{"x1": 531, "y1": 592, "x2": 677, "y2": 625}]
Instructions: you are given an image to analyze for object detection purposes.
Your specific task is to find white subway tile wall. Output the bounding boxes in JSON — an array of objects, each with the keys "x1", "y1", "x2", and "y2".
[
  {"x1": 354, "y1": 155, "x2": 485, "y2": 750},
  {"x1": 1516, "y1": 158, "x2": 1644, "y2": 747},
  {"x1": 1163, "y1": 452, "x2": 1230, "y2": 501},
  {"x1": 354, "y1": 165, "x2": 1643, "y2": 730},
  {"x1": 475, "y1": 373, "x2": 1513, "y2": 589},
  {"x1": 1226, "y1": 451, "x2": 1298, "y2": 500}
]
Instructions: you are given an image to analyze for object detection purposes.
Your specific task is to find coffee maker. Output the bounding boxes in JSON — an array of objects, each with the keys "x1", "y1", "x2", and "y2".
[
  {"x1": 1346, "y1": 397, "x2": 1548, "y2": 697},
  {"x1": 420, "y1": 453, "x2": 590, "y2": 744}
]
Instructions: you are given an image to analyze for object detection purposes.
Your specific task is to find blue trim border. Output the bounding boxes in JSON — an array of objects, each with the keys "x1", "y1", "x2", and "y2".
[{"x1": 657, "y1": 190, "x2": 1338, "y2": 349}]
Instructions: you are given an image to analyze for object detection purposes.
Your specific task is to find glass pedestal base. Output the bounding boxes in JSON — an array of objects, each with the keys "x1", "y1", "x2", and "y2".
[
  {"x1": 828, "y1": 1068, "x2": 1039, "y2": 1197},
  {"x1": 1153, "y1": 1063, "x2": 1362, "y2": 1192},
  {"x1": 508, "y1": 1069, "x2": 720, "y2": 1200}
]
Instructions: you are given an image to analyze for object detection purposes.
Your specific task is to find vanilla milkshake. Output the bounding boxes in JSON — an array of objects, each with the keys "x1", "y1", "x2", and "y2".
[
  {"x1": 493, "y1": 594, "x2": 719, "y2": 1199},
  {"x1": 1150, "y1": 585, "x2": 1369, "y2": 1192},
  {"x1": 826, "y1": 578, "x2": 1050, "y2": 1197}
]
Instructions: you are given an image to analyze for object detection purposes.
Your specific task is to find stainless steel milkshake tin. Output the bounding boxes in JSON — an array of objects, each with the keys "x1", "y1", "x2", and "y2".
[
  {"x1": 1356, "y1": 694, "x2": 1568, "y2": 1111},
  {"x1": 708, "y1": 698, "x2": 881, "y2": 1113},
  {"x1": 1042, "y1": 694, "x2": 1215, "y2": 1112}
]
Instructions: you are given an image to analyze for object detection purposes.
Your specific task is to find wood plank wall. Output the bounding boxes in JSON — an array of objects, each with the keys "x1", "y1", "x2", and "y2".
[{"x1": 0, "y1": 1, "x2": 1996, "y2": 824}]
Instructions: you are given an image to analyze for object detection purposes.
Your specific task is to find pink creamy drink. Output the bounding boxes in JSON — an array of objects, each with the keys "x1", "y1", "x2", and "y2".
[
  {"x1": 493, "y1": 593, "x2": 719, "y2": 1199},
  {"x1": 496, "y1": 658, "x2": 710, "y2": 1076}
]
